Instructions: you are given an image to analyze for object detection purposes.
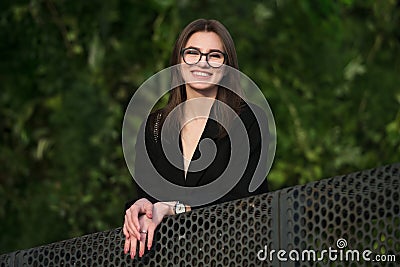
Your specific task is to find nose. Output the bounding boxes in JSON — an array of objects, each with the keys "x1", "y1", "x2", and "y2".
[{"x1": 197, "y1": 54, "x2": 209, "y2": 67}]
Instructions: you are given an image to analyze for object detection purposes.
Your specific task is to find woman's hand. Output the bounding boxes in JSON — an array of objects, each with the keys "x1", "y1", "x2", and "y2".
[
  {"x1": 123, "y1": 198, "x2": 153, "y2": 258},
  {"x1": 138, "y1": 202, "x2": 174, "y2": 256},
  {"x1": 124, "y1": 201, "x2": 175, "y2": 258}
]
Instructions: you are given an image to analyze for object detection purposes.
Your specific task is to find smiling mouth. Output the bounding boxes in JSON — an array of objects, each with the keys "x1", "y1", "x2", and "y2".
[{"x1": 191, "y1": 71, "x2": 212, "y2": 77}]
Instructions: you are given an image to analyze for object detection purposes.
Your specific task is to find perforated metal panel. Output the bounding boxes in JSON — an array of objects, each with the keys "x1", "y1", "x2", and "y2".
[
  {"x1": 1, "y1": 193, "x2": 278, "y2": 267},
  {"x1": 279, "y1": 164, "x2": 400, "y2": 267},
  {"x1": 1, "y1": 163, "x2": 399, "y2": 266},
  {"x1": 143, "y1": 193, "x2": 279, "y2": 267},
  {"x1": 0, "y1": 254, "x2": 10, "y2": 267}
]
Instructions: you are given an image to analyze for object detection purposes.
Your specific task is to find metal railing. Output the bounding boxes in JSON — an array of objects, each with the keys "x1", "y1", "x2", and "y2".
[{"x1": 1, "y1": 163, "x2": 399, "y2": 266}]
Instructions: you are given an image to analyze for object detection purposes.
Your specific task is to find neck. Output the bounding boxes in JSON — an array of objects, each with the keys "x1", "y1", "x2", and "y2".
[
  {"x1": 183, "y1": 98, "x2": 215, "y2": 120},
  {"x1": 183, "y1": 86, "x2": 217, "y2": 120}
]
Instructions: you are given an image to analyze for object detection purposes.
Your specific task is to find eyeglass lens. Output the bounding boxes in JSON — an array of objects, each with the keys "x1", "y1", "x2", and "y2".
[{"x1": 182, "y1": 48, "x2": 225, "y2": 68}]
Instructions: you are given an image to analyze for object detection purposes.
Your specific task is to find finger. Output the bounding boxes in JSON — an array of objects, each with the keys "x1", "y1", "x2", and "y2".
[
  {"x1": 124, "y1": 214, "x2": 135, "y2": 235},
  {"x1": 135, "y1": 200, "x2": 152, "y2": 220},
  {"x1": 147, "y1": 224, "x2": 156, "y2": 250},
  {"x1": 124, "y1": 235, "x2": 130, "y2": 255},
  {"x1": 123, "y1": 223, "x2": 129, "y2": 238},
  {"x1": 130, "y1": 206, "x2": 142, "y2": 233},
  {"x1": 127, "y1": 206, "x2": 141, "y2": 232},
  {"x1": 139, "y1": 232, "x2": 146, "y2": 257},
  {"x1": 143, "y1": 202, "x2": 153, "y2": 219},
  {"x1": 125, "y1": 214, "x2": 140, "y2": 240},
  {"x1": 123, "y1": 224, "x2": 131, "y2": 255},
  {"x1": 130, "y1": 235, "x2": 137, "y2": 259}
]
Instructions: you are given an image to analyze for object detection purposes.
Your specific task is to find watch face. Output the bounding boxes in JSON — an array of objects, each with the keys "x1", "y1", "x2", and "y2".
[{"x1": 176, "y1": 203, "x2": 186, "y2": 214}]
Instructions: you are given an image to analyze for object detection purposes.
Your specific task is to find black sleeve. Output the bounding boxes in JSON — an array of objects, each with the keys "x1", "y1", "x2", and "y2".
[{"x1": 124, "y1": 118, "x2": 158, "y2": 212}]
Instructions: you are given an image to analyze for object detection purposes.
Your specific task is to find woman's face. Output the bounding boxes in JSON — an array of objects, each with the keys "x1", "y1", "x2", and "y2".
[{"x1": 180, "y1": 31, "x2": 226, "y2": 97}]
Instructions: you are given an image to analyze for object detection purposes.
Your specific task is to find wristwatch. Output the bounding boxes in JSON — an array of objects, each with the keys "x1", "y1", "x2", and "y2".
[{"x1": 174, "y1": 201, "x2": 186, "y2": 214}]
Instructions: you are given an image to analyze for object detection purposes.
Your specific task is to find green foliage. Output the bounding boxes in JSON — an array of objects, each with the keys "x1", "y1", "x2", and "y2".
[{"x1": 0, "y1": 0, "x2": 399, "y2": 253}]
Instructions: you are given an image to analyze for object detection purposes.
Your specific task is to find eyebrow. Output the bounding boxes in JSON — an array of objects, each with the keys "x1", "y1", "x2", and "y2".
[{"x1": 185, "y1": 46, "x2": 225, "y2": 53}]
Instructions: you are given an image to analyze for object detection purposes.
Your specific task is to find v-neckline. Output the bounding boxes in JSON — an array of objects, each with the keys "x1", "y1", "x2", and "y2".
[{"x1": 180, "y1": 117, "x2": 209, "y2": 179}]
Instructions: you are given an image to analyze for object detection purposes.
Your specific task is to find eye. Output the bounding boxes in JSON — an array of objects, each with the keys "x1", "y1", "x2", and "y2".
[
  {"x1": 185, "y1": 49, "x2": 200, "y2": 55},
  {"x1": 209, "y1": 52, "x2": 224, "y2": 59}
]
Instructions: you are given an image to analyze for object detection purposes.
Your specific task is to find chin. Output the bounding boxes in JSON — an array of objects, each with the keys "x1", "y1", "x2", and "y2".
[{"x1": 187, "y1": 82, "x2": 217, "y2": 91}]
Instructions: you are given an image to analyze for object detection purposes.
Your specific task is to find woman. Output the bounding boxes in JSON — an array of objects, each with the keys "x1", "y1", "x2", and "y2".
[{"x1": 123, "y1": 18, "x2": 270, "y2": 259}]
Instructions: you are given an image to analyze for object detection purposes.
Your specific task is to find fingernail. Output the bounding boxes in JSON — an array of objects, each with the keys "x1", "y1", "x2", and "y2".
[{"x1": 131, "y1": 251, "x2": 134, "y2": 259}]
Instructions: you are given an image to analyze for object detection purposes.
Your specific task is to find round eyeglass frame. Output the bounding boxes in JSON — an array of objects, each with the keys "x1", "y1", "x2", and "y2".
[{"x1": 181, "y1": 47, "x2": 227, "y2": 68}]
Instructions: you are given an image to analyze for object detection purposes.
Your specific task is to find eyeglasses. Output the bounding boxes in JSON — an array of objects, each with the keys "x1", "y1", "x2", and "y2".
[{"x1": 181, "y1": 47, "x2": 226, "y2": 68}]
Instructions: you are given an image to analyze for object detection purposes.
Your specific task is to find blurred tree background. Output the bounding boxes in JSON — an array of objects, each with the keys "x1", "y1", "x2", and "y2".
[{"x1": 0, "y1": 0, "x2": 399, "y2": 254}]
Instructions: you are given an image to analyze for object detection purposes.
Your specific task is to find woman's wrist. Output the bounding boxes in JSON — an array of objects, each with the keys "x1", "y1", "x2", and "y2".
[
  {"x1": 155, "y1": 201, "x2": 191, "y2": 216},
  {"x1": 172, "y1": 201, "x2": 191, "y2": 214},
  {"x1": 155, "y1": 201, "x2": 176, "y2": 216}
]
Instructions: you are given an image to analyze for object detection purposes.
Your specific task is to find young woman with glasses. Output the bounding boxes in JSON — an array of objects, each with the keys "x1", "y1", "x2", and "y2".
[{"x1": 123, "y1": 18, "x2": 270, "y2": 259}]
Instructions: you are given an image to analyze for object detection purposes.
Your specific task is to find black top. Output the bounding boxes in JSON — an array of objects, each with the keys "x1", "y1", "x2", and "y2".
[{"x1": 125, "y1": 101, "x2": 270, "y2": 210}]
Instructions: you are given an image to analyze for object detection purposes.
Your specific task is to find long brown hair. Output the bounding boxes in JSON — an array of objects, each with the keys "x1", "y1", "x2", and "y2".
[{"x1": 157, "y1": 19, "x2": 243, "y2": 139}]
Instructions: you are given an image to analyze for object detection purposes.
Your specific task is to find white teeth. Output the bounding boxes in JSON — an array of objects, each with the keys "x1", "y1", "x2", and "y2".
[{"x1": 192, "y1": 71, "x2": 211, "y2": 77}]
